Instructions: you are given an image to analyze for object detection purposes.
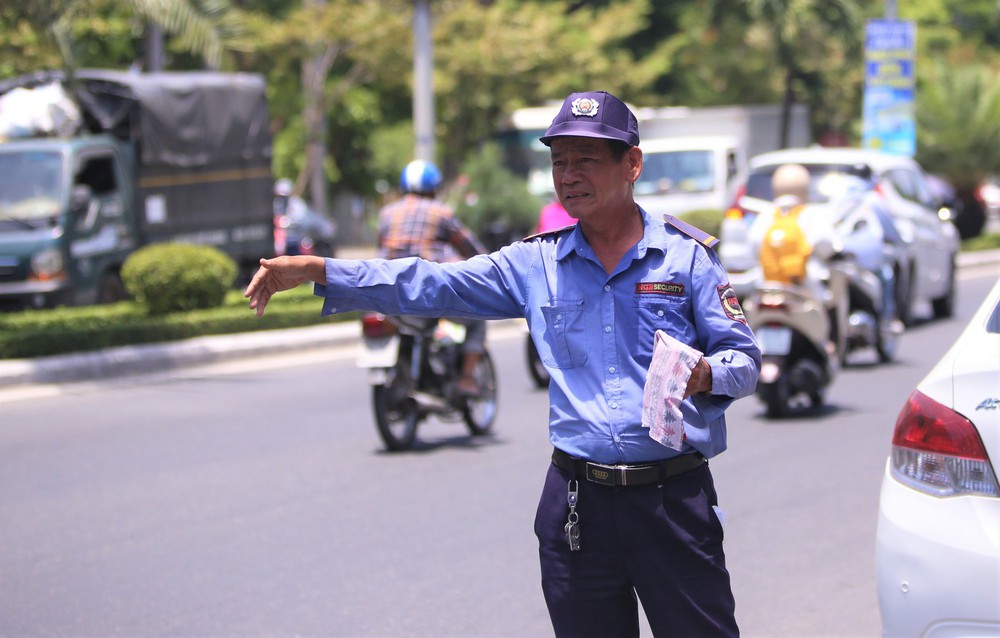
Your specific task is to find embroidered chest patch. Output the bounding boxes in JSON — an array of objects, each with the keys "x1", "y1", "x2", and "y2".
[
  {"x1": 717, "y1": 283, "x2": 746, "y2": 324},
  {"x1": 635, "y1": 282, "x2": 685, "y2": 296}
]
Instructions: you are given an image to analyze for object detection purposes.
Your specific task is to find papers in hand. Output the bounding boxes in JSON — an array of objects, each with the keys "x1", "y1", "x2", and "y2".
[{"x1": 641, "y1": 330, "x2": 702, "y2": 450}]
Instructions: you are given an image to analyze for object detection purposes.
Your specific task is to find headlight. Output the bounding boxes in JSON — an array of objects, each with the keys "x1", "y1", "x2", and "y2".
[{"x1": 30, "y1": 247, "x2": 65, "y2": 281}]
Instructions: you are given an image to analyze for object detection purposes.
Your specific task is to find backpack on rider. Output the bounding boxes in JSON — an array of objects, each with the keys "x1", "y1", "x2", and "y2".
[{"x1": 759, "y1": 203, "x2": 811, "y2": 284}]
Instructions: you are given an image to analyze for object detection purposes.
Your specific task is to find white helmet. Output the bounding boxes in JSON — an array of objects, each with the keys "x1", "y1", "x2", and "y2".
[{"x1": 274, "y1": 178, "x2": 294, "y2": 197}]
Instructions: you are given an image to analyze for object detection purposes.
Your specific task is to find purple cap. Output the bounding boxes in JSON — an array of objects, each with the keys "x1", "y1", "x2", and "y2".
[{"x1": 539, "y1": 91, "x2": 639, "y2": 147}]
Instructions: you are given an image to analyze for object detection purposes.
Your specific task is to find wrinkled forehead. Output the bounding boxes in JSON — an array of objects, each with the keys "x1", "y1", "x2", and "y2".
[{"x1": 549, "y1": 136, "x2": 615, "y2": 156}]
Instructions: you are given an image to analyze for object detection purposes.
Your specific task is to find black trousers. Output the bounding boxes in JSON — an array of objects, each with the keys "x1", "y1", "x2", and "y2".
[{"x1": 534, "y1": 459, "x2": 738, "y2": 637}]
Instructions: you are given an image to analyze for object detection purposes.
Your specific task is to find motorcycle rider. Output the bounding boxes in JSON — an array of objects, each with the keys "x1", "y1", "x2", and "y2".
[
  {"x1": 377, "y1": 159, "x2": 488, "y2": 396},
  {"x1": 751, "y1": 163, "x2": 835, "y2": 301}
]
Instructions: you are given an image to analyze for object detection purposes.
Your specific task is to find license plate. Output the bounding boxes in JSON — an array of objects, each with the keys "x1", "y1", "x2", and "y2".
[
  {"x1": 357, "y1": 335, "x2": 400, "y2": 368},
  {"x1": 756, "y1": 326, "x2": 793, "y2": 356}
]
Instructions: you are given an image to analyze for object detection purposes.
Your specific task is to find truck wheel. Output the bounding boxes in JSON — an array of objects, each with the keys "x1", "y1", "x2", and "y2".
[{"x1": 98, "y1": 272, "x2": 126, "y2": 304}]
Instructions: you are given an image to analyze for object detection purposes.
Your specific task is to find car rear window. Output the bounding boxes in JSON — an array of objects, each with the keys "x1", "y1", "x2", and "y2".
[{"x1": 746, "y1": 163, "x2": 868, "y2": 203}]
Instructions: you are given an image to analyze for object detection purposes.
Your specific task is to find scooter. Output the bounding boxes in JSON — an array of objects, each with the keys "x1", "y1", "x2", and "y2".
[
  {"x1": 744, "y1": 280, "x2": 840, "y2": 418},
  {"x1": 357, "y1": 312, "x2": 498, "y2": 451},
  {"x1": 827, "y1": 253, "x2": 901, "y2": 365},
  {"x1": 525, "y1": 334, "x2": 550, "y2": 389}
]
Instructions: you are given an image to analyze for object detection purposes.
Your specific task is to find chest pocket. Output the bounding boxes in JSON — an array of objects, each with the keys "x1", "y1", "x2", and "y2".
[
  {"x1": 539, "y1": 300, "x2": 588, "y2": 369},
  {"x1": 634, "y1": 296, "x2": 690, "y2": 368}
]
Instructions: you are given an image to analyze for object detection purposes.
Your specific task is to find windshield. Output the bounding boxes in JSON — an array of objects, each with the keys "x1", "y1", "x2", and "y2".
[
  {"x1": 745, "y1": 163, "x2": 871, "y2": 203},
  {"x1": 634, "y1": 150, "x2": 714, "y2": 196},
  {"x1": 0, "y1": 151, "x2": 64, "y2": 224}
]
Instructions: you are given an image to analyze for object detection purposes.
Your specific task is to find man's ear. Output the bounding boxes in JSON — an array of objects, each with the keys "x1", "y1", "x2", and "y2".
[{"x1": 626, "y1": 146, "x2": 643, "y2": 183}]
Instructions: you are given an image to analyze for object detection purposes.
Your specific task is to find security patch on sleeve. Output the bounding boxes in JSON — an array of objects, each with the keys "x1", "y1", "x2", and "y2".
[{"x1": 717, "y1": 283, "x2": 746, "y2": 324}]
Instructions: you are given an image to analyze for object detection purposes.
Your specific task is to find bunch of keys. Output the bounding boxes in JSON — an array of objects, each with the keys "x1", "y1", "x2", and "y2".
[{"x1": 564, "y1": 479, "x2": 581, "y2": 551}]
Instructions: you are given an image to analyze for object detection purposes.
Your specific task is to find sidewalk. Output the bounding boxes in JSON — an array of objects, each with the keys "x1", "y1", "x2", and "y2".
[{"x1": 0, "y1": 249, "x2": 997, "y2": 389}]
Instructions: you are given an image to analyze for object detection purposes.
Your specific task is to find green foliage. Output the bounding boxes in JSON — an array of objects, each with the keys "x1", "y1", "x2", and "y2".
[
  {"x1": 962, "y1": 232, "x2": 1000, "y2": 252},
  {"x1": 121, "y1": 243, "x2": 237, "y2": 314},
  {"x1": 3, "y1": 0, "x2": 1000, "y2": 229},
  {"x1": 916, "y1": 62, "x2": 1000, "y2": 190},
  {"x1": 452, "y1": 142, "x2": 542, "y2": 248}
]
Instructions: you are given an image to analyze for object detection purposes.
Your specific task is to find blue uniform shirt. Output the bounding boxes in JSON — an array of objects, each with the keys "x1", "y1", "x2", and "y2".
[{"x1": 316, "y1": 209, "x2": 760, "y2": 464}]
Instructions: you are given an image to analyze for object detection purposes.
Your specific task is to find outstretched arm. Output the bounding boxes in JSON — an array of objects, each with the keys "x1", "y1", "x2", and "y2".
[{"x1": 244, "y1": 255, "x2": 326, "y2": 317}]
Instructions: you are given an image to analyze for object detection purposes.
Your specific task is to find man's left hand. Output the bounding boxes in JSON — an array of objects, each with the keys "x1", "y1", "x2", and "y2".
[{"x1": 684, "y1": 357, "x2": 712, "y2": 398}]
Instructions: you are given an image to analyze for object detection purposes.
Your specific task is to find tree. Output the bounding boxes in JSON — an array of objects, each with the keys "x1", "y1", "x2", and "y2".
[
  {"x1": 703, "y1": 0, "x2": 863, "y2": 146},
  {"x1": 250, "y1": 0, "x2": 412, "y2": 199},
  {"x1": 916, "y1": 61, "x2": 1000, "y2": 238},
  {"x1": 432, "y1": 0, "x2": 652, "y2": 175},
  {"x1": 1, "y1": 0, "x2": 248, "y2": 73},
  {"x1": 451, "y1": 141, "x2": 542, "y2": 249}
]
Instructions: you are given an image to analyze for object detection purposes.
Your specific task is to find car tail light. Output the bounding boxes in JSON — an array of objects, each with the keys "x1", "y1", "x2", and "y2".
[
  {"x1": 361, "y1": 313, "x2": 397, "y2": 338},
  {"x1": 890, "y1": 390, "x2": 999, "y2": 497},
  {"x1": 724, "y1": 207, "x2": 744, "y2": 220}
]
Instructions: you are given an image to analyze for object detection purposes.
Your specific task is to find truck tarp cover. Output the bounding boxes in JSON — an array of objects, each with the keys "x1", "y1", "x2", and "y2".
[{"x1": 0, "y1": 69, "x2": 271, "y2": 168}]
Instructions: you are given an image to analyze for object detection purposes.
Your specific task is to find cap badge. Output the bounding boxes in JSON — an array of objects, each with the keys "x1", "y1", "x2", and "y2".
[{"x1": 570, "y1": 97, "x2": 600, "y2": 118}]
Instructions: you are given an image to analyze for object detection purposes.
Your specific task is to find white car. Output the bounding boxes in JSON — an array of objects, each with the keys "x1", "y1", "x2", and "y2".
[
  {"x1": 875, "y1": 277, "x2": 1000, "y2": 637},
  {"x1": 720, "y1": 147, "x2": 961, "y2": 325}
]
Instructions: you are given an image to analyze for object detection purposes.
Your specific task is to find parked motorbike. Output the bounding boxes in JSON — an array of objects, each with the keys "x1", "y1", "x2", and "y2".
[
  {"x1": 525, "y1": 334, "x2": 550, "y2": 388},
  {"x1": 358, "y1": 312, "x2": 498, "y2": 451},
  {"x1": 745, "y1": 281, "x2": 840, "y2": 418},
  {"x1": 827, "y1": 253, "x2": 901, "y2": 365}
]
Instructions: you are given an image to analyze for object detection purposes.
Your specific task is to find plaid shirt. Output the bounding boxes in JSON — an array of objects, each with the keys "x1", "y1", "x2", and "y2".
[{"x1": 377, "y1": 194, "x2": 485, "y2": 261}]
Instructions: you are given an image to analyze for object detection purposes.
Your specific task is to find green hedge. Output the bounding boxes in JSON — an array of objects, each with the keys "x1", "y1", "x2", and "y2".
[{"x1": 0, "y1": 285, "x2": 345, "y2": 359}]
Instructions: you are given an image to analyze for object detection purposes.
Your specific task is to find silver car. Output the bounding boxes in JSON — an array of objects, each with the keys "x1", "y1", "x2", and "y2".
[{"x1": 720, "y1": 147, "x2": 961, "y2": 325}]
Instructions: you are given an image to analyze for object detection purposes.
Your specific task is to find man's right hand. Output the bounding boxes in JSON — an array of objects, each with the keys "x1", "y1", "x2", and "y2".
[{"x1": 244, "y1": 255, "x2": 326, "y2": 317}]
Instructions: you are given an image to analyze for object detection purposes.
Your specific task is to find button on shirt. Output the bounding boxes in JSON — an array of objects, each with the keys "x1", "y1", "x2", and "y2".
[{"x1": 317, "y1": 209, "x2": 761, "y2": 464}]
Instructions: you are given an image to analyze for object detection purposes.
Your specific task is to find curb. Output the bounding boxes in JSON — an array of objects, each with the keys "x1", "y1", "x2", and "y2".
[
  {"x1": 0, "y1": 322, "x2": 361, "y2": 389},
  {"x1": 1, "y1": 250, "x2": 997, "y2": 390}
]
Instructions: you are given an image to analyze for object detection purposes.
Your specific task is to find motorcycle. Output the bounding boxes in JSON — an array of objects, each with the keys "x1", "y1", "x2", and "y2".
[
  {"x1": 827, "y1": 252, "x2": 902, "y2": 365},
  {"x1": 745, "y1": 280, "x2": 840, "y2": 418},
  {"x1": 358, "y1": 312, "x2": 498, "y2": 451},
  {"x1": 525, "y1": 334, "x2": 550, "y2": 389}
]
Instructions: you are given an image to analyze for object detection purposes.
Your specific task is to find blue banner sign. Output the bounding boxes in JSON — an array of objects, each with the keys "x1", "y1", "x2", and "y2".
[{"x1": 862, "y1": 19, "x2": 917, "y2": 157}]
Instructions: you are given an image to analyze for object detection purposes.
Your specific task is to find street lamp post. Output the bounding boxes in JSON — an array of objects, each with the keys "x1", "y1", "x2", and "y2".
[{"x1": 412, "y1": 0, "x2": 435, "y2": 163}]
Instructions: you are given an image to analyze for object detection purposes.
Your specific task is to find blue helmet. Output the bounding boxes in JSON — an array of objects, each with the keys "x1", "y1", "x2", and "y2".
[{"x1": 400, "y1": 160, "x2": 442, "y2": 195}]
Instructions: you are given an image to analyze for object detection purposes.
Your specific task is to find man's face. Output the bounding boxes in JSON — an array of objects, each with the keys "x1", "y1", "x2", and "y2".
[{"x1": 549, "y1": 137, "x2": 641, "y2": 220}]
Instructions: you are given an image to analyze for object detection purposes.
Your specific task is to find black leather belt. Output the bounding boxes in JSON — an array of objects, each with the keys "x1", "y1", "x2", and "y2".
[{"x1": 551, "y1": 447, "x2": 705, "y2": 487}]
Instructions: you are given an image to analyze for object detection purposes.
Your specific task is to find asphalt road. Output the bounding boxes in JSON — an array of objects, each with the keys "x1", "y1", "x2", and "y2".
[{"x1": 1, "y1": 268, "x2": 996, "y2": 637}]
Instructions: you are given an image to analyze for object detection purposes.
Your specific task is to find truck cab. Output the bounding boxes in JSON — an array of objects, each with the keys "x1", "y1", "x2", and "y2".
[
  {"x1": 0, "y1": 137, "x2": 136, "y2": 308},
  {"x1": 633, "y1": 136, "x2": 745, "y2": 217}
]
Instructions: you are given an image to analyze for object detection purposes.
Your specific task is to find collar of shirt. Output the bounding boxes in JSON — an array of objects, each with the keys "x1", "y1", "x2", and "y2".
[{"x1": 555, "y1": 207, "x2": 668, "y2": 265}]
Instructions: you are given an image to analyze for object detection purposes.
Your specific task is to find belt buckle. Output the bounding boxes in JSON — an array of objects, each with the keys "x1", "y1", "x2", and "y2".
[{"x1": 584, "y1": 462, "x2": 618, "y2": 486}]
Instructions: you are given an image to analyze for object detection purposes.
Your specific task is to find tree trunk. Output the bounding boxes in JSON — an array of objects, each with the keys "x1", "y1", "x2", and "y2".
[
  {"x1": 301, "y1": 0, "x2": 329, "y2": 216},
  {"x1": 301, "y1": 53, "x2": 328, "y2": 216},
  {"x1": 780, "y1": 69, "x2": 795, "y2": 149}
]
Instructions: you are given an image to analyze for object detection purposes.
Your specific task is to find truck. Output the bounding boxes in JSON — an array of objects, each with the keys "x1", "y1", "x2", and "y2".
[
  {"x1": 494, "y1": 102, "x2": 810, "y2": 217},
  {"x1": 0, "y1": 69, "x2": 274, "y2": 310}
]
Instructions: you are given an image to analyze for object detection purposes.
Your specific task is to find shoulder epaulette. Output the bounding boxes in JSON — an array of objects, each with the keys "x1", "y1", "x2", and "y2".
[
  {"x1": 521, "y1": 224, "x2": 576, "y2": 242},
  {"x1": 663, "y1": 214, "x2": 719, "y2": 249}
]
